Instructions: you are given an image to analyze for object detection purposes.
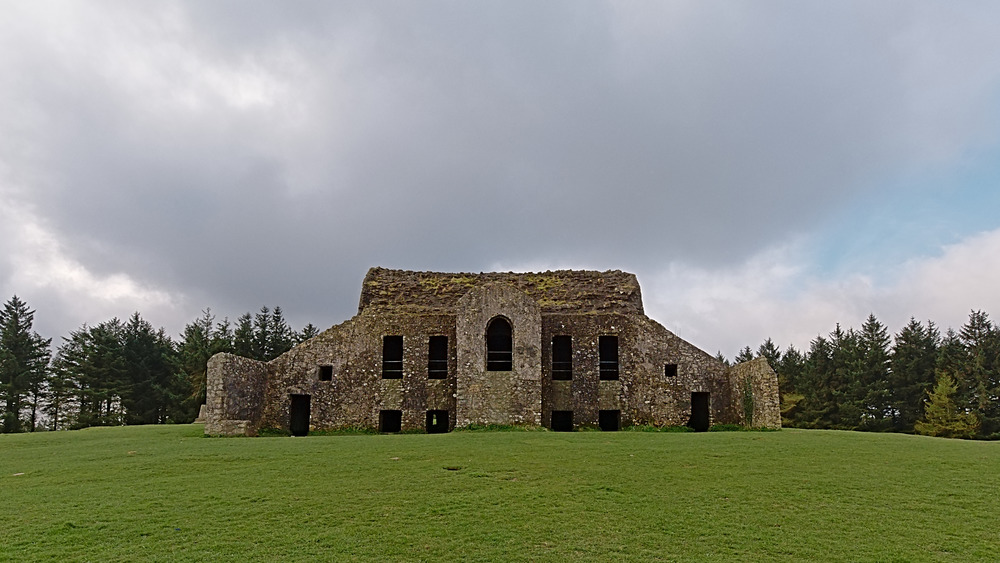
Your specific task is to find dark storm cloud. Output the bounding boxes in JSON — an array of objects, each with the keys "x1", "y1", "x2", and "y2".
[{"x1": 2, "y1": 1, "x2": 999, "y2": 338}]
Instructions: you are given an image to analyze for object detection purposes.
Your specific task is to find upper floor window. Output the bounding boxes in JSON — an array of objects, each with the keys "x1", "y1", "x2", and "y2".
[
  {"x1": 552, "y1": 335, "x2": 572, "y2": 380},
  {"x1": 486, "y1": 317, "x2": 513, "y2": 371},
  {"x1": 599, "y1": 335, "x2": 619, "y2": 380},
  {"x1": 319, "y1": 365, "x2": 333, "y2": 381},
  {"x1": 428, "y1": 335, "x2": 448, "y2": 379},
  {"x1": 382, "y1": 335, "x2": 403, "y2": 379},
  {"x1": 665, "y1": 363, "x2": 678, "y2": 378}
]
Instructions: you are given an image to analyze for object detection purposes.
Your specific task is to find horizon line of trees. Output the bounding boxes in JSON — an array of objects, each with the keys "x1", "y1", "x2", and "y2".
[
  {"x1": 5, "y1": 293, "x2": 999, "y2": 440},
  {"x1": 0, "y1": 295, "x2": 320, "y2": 433},
  {"x1": 727, "y1": 310, "x2": 1000, "y2": 440}
]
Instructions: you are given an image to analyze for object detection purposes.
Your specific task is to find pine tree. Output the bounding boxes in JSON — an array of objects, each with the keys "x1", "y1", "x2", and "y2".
[
  {"x1": 734, "y1": 346, "x2": 755, "y2": 364},
  {"x1": 268, "y1": 307, "x2": 294, "y2": 360},
  {"x1": 957, "y1": 310, "x2": 1000, "y2": 437},
  {"x1": 889, "y1": 318, "x2": 939, "y2": 432},
  {"x1": 0, "y1": 296, "x2": 52, "y2": 433},
  {"x1": 778, "y1": 344, "x2": 806, "y2": 425},
  {"x1": 756, "y1": 338, "x2": 781, "y2": 368},
  {"x1": 252, "y1": 306, "x2": 271, "y2": 361},
  {"x1": 233, "y1": 313, "x2": 255, "y2": 359},
  {"x1": 852, "y1": 314, "x2": 891, "y2": 431},
  {"x1": 120, "y1": 313, "x2": 180, "y2": 425},
  {"x1": 714, "y1": 351, "x2": 730, "y2": 366},
  {"x1": 295, "y1": 323, "x2": 321, "y2": 345},
  {"x1": 797, "y1": 335, "x2": 834, "y2": 428},
  {"x1": 778, "y1": 344, "x2": 805, "y2": 396},
  {"x1": 828, "y1": 325, "x2": 860, "y2": 429},
  {"x1": 915, "y1": 371, "x2": 979, "y2": 439},
  {"x1": 53, "y1": 319, "x2": 128, "y2": 428}
]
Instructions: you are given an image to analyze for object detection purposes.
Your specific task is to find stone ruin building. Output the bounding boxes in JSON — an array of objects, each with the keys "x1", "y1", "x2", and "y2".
[{"x1": 204, "y1": 267, "x2": 780, "y2": 436}]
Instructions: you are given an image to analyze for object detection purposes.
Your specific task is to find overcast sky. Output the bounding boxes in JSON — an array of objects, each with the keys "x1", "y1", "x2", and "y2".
[{"x1": 2, "y1": 1, "x2": 1000, "y2": 358}]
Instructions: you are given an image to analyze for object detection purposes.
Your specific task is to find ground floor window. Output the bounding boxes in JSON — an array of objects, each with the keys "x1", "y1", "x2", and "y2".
[
  {"x1": 598, "y1": 409, "x2": 620, "y2": 431},
  {"x1": 426, "y1": 410, "x2": 449, "y2": 433},
  {"x1": 379, "y1": 409, "x2": 402, "y2": 432},
  {"x1": 551, "y1": 410, "x2": 573, "y2": 432}
]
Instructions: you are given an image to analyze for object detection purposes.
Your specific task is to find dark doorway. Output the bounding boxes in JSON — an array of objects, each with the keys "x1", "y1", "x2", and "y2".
[
  {"x1": 426, "y1": 410, "x2": 449, "y2": 434},
  {"x1": 289, "y1": 394, "x2": 311, "y2": 437},
  {"x1": 428, "y1": 336, "x2": 448, "y2": 379},
  {"x1": 688, "y1": 392, "x2": 710, "y2": 432},
  {"x1": 379, "y1": 409, "x2": 402, "y2": 433},
  {"x1": 551, "y1": 335, "x2": 572, "y2": 380},
  {"x1": 599, "y1": 410, "x2": 620, "y2": 432},
  {"x1": 486, "y1": 317, "x2": 513, "y2": 371},
  {"x1": 599, "y1": 335, "x2": 619, "y2": 380},
  {"x1": 551, "y1": 410, "x2": 573, "y2": 432}
]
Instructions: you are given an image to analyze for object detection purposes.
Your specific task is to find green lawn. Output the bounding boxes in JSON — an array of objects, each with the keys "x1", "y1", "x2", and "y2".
[{"x1": 2, "y1": 425, "x2": 998, "y2": 562}]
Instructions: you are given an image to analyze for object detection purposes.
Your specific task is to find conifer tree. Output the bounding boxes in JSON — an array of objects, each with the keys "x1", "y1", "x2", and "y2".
[
  {"x1": 889, "y1": 318, "x2": 939, "y2": 432},
  {"x1": 957, "y1": 310, "x2": 1000, "y2": 437},
  {"x1": 734, "y1": 346, "x2": 755, "y2": 364},
  {"x1": 53, "y1": 319, "x2": 127, "y2": 428},
  {"x1": 252, "y1": 306, "x2": 272, "y2": 360},
  {"x1": 233, "y1": 313, "x2": 255, "y2": 359},
  {"x1": 797, "y1": 335, "x2": 834, "y2": 428},
  {"x1": 778, "y1": 344, "x2": 805, "y2": 396},
  {"x1": 915, "y1": 371, "x2": 979, "y2": 439},
  {"x1": 268, "y1": 306, "x2": 294, "y2": 360},
  {"x1": 852, "y1": 314, "x2": 891, "y2": 431},
  {"x1": 120, "y1": 313, "x2": 180, "y2": 425},
  {"x1": 0, "y1": 296, "x2": 51, "y2": 433},
  {"x1": 756, "y1": 338, "x2": 781, "y2": 368},
  {"x1": 296, "y1": 323, "x2": 321, "y2": 345}
]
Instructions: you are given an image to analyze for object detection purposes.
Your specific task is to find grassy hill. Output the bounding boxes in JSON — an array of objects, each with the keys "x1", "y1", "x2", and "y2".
[{"x1": 2, "y1": 425, "x2": 998, "y2": 562}]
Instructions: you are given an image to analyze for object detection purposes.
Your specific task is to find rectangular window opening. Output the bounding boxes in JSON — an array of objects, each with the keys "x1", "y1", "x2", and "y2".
[
  {"x1": 382, "y1": 335, "x2": 403, "y2": 379},
  {"x1": 599, "y1": 410, "x2": 620, "y2": 432},
  {"x1": 426, "y1": 409, "x2": 449, "y2": 434},
  {"x1": 599, "y1": 335, "x2": 619, "y2": 380},
  {"x1": 551, "y1": 335, "x2": 572, "y2": 380},
  {"x1": 664, "y1": 363, "x2": 678, "y2": 378},
  {"x1": 551, "y1": 410, "x2": 573, "y2": 432},
  {"x1": 428, "y1": 336, "x2": 448, "y2": 379},
  {"x1": 318, "y1": 365, "x2": 333, "y2": 381},
  {"x1": 379, "y1": 409, "x2": 402, "y2": 433}
]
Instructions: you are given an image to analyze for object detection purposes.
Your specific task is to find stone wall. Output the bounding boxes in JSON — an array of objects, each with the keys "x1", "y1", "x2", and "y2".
[
  {"x1": 203, "y1": 268, "x2": 779, "y2": 436},
  {"x1": 259, "y1": 311, "x2": 457, "y2": 432},
  {"x1": 358, "y1": 267, "x2": 643, "y2": 315},
  {"x1": 454, "y1": 283, "x2": 542, "y2": 426},
  {"x1": 204, "y1": 353, "x2": 267, "y2": 436},
  {"x1": 623, "y1": 316, "x2": 732, "y2": 427},
  {"x1": 728, "y1": 357, "x2": 781, "y2": 429}
]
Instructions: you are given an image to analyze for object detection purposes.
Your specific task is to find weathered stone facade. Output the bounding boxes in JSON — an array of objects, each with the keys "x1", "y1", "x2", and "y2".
[{"x1": 205, "y1": 267, "x2": 780, "y2": 436}]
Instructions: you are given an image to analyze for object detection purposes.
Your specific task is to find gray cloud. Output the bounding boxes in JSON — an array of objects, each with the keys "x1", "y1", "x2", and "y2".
[{"x1": 2, "y1": 1, "x2": 1000, "y2": 340}]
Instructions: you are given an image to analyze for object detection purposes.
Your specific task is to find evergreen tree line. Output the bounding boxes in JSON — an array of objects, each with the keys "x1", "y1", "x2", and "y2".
[
  {"x1": 0, "y1": 296, "x2": 320, "y2": 433},
  {"x1": 731, "y1": 310, "x2": 1000, "y2": 440}
]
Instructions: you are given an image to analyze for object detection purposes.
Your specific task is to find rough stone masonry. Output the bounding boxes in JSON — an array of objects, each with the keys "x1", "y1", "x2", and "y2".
[{"x1": 204, "y1": 267, "x2": 780, "y2": 436}]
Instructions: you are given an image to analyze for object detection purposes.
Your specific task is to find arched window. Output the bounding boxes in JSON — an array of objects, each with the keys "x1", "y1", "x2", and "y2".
[{"x1": 486, "y1": 317, "x2": 513, "y2": 371}]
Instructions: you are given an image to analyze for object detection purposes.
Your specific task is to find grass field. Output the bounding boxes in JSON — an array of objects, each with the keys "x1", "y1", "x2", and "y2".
[{"x1": 2, "y1": 425, "x2": 999, "y2": 562}]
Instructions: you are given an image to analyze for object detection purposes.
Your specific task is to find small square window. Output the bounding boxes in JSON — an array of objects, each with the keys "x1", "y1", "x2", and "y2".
[
  {"x1": 664, "y1": 364, "x2": 678, "y2": 378},
  {"x1": 319, "y1": 365, "x2": 333, "y2": 381}
]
